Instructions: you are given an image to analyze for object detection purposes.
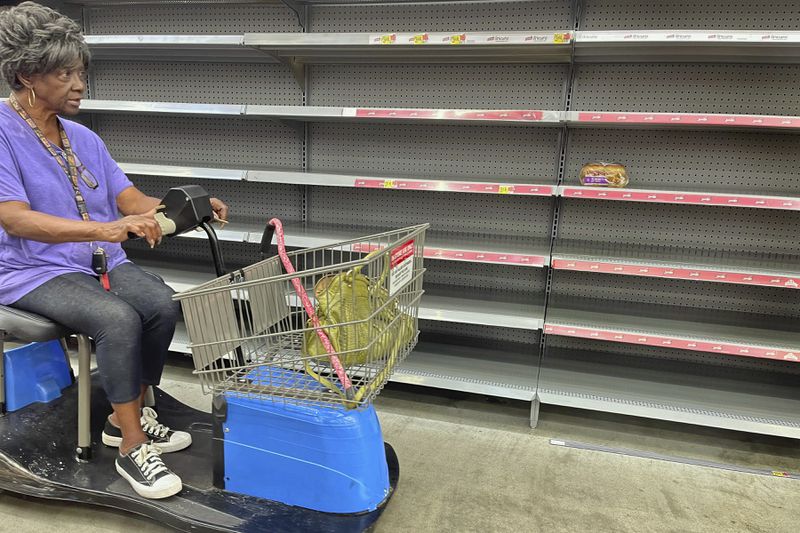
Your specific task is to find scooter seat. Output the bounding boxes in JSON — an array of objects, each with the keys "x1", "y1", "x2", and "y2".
[{"x1": 0, "y1": 305, "x2": 71, "y2": 343}]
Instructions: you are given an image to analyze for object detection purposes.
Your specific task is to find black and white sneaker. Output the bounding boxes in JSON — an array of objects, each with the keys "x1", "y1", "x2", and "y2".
[
  {"x1": 103, "y1": 407, "x2": 192, "y2": 453},
  {"x1": 116, "y1": 442, "x2": 182, "y2": 499}
]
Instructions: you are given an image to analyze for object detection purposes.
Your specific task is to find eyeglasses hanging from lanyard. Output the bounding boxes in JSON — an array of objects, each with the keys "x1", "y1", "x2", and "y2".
[{"x1": 8, "y1": 93, "x2": 110, "y2": 291}]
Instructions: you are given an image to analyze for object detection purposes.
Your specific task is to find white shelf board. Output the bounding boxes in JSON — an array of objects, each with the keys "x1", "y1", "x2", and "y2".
[
  {"x1": 79, "y1": 99, "x2": 244, "y2": 116},
  {"x1": 394, "y1": 341, "x2": 536, "y2": 401},
  {"x1": 246, "y1": 105, "x2": 563, "y2": 126},
  {"x1": 546, "y1": 298, "x2": 800, "y2": 362},
  {"x1": 566, "y1": 110, "x2": 800, "y2": 132},
  {"x1": 539, "y1": 348, "x2": 800, "y2": 438},
  {"x1": 170, "y1": 320, "x2": 190, "y2": 354},
  {"x1": 553, "y1": 240, "x2": 800, "y2": 290},
  {"x1": 119, "y1": 162, "x2": 246, "y2": 181},
  {"x1": 575, "y1": 30, "x2": 800, "y2": 64},
  {"x1": 85, "y1": 35, "x2": 276, "y2": 63},
  {"x1": 116, "y1": 161, "x2": 555, "y2": 195},
  {"x1": 258, "y1": 223, "x2": 551, "y2": 267},
  {"x1": 244, "y1": 31, "x2": 573, "y2": 64},
  {"x1": 142, "y1": 262, "x2": 541, "y2": 330},
  {"x1": 558, "y1": 185, "x2": 800, "y2": 211}
]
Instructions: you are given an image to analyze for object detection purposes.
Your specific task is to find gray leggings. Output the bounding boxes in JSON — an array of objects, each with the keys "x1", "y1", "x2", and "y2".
[{"x1": 11, "y1": 262, "x2": 180, "y2": 404}]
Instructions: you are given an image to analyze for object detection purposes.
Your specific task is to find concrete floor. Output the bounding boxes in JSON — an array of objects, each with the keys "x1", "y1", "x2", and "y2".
[{"x1": 1, "y1": 353, "x2": 799, "y2": 533}]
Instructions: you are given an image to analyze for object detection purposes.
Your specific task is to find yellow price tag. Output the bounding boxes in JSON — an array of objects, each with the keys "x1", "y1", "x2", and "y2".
[
  {"x1": 412, "y1": 34, "x2": 429, "y2": 45},
  {"x1": 772, "y1": 471, "x2": 791, "y2": 478},
  {"x1": 450, "y1": 34, "x2": 466, "y2": 45},
  {"x1": 380, "y1": 34, "x2": 397, "y2": 45},
  {"x1": 498, "y1": 185, "x2": 513, "y2": 194},
  {"x1": 554, "y1": 33, "x2": 571, "y2": 44},
  {"x1": 383, "y1": 180, "x2": 397, "y2": 189}
]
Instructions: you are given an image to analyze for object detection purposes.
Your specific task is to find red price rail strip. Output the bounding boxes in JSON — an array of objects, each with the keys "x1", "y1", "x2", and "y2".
[
  {"x1": 559, "y1": 186, "x2": 800, "y2": 210},
  {"x1": 545, "y1": 300, "x2": 800, "y2": 363},
  {"x1": 345, "y1": 108, "x2": 563, "y2": 125},
  {"x1": 245, "y1": 224, "x2": 551, "y2": 268},
  {"x1": 356, "y1": 178, "x2": 554, "y2": 196},
  {"x1": 552, "y1": 242, "x2": 800, "y2": 290},
  {"x1": 568, "y1": 111, "x2": 800, "y2": 131}
]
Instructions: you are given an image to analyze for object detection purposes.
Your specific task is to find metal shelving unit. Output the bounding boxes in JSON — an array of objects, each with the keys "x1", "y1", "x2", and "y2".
[
  {"x1": 62, "y1": 0, "x2": 800, "y2": 437},
  {"x1": 538, "y1": 347, "x2": 800, "y2": 438}
]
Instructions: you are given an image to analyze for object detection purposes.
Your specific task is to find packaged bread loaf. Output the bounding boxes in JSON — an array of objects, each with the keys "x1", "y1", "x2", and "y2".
[{"x1": 579, "y1": 162, "x2": 629, "y2": 188}]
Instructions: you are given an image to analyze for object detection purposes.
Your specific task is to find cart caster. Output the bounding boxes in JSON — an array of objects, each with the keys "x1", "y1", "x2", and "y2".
[{"x1": 75, "y1": 446, "x2": 92, "y2": 462}]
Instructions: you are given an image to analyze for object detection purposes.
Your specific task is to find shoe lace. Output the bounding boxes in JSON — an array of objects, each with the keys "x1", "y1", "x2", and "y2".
[
  {"x1": 132, "y1": 443, "x2": 169, "y2": 481},
  {"x1": 141, "y1": 406, "x2": 170, "y2": 439}
]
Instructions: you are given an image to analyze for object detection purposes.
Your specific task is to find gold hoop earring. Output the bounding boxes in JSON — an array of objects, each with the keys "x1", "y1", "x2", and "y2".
[{"x1": 27, "y1": 87, "x2": 36, "y2": 108}]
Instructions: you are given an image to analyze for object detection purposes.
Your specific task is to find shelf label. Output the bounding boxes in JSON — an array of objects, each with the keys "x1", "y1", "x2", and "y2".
[
  {"x1": 389, "y1": 239, "x2": 415, "y2": 296},
  {"x1": 351, "y1": 243, "x2": 545, "y2": 266},
  {"x1": 560, "y1": 187, "x2": 800, "y2": 210},
  {"x1": 355, "y1": 108, "x2": 546, "y2": 122},
  {"x1": 552, "y1": 259, "x2": 800, "y2": 289},
  {"x1": 354, "y1": 179, "x2": 552, "y2": 195},
  {"x1": 544, "y1": 324, "x2": 800, "y2": 362},
  {"x1": 576, "y1": 112, "x2": 800, "y2": 129}
]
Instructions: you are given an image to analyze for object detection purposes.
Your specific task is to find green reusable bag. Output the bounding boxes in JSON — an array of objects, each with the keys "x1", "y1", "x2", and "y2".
[{"x1": 302, "y1": 259, "x2": 415, "y2": 369}]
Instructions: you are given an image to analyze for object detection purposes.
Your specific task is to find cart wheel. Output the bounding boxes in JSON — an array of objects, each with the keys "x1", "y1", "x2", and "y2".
[{"x1": 384, "y1": 441, "x2": 399, "y2": 486}]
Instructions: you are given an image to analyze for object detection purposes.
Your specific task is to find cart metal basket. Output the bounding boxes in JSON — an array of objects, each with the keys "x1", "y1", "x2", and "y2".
[{"x1": 174, "y1": 223, "x2": 428, "y2": 409}]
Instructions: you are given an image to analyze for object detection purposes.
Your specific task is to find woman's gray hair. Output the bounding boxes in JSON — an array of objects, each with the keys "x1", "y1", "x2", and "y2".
[{"x1": 0, "y1": 2, "x2": 90, "y2": 91}]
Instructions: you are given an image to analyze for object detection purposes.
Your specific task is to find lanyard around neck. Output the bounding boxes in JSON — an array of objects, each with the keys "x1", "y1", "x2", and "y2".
[{"x1": 8, "y1": 94, "x2": 91, "y2": 222}]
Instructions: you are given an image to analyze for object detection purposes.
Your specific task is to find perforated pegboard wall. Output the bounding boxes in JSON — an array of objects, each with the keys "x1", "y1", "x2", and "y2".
[
  {"x1": 557, "y1": 200, "x2": 800, "y2": 256},
  {"x1": 579, "y1": 0, "x2": 800, "y2": 30},
  {"x1": 565, "y1": 129, "x2": 800, "y2": 193},
  {"x1": 571, "y1": 64, "x2": 800, "y2": 116},
  {"x1": 309, "y1": 64, "x2": 567, "y2": 109},
  {"x1": 85, "y1": 3, "x2": 300, "y2": 34},
  {"x1": 424, "y1": 261, "x2": 547, "y2": 295},
  {"x1": 545, "y1": 335, "x2": 800, "y2": 375},
  {"x1": 420, "y1": 319, "x2": 541, "y2": 349},
  {"x1": 95, "y1": 115, "x2": 303, "y2": 169},
  {"x1": 549, "y1": 270, "x2": 800, "y2": 317},
  {"x1": 309, "y1": 123, "x2": 559, "y2": 179},
  {"x1": 92, "y1": 62, "x2": 302, "y2": 106},
  {"x1": 310, "y1": 1, "x2": 572, "y2": 32},
  {"x1": 127, "y1": 174, "x2": 303, "y2": 225},
  {"x1": 307, "y1": 187, "x2": 554, "y2": 239}
]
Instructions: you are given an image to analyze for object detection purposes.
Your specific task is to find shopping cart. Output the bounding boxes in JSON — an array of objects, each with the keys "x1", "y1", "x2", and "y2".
[{"x1": 175, "y1": 219, "x2": 428, "y2": 410}]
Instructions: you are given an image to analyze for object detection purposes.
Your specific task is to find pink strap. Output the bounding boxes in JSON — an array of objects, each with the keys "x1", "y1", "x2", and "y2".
[{"x1": 268, "y1": 218, "x2": 353, "y2": 393}]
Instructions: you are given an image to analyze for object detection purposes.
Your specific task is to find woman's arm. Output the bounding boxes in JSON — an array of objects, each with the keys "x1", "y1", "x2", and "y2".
[
  {"x1": 0, "y1": 200, "x2": 162, "y2": 246},
  {"x1": 117, "y1": 186, "x2": 230, "y2": 224},
  {"x1": 117, "y1": 186, "x2": 161, "y2": 216}
]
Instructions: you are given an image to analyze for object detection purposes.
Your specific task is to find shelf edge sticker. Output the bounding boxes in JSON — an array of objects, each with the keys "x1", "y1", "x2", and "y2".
[
  {"x1": 575, "y1": 112, "x2": 800, "y2": 128},
  {"x1": 576, "y1": 31, "x2": 800, "y2": 43},
  {"x1": 354, "y1": 108, "x2": 546, "y2": 122},
  {"x1": 551, "y1": 259, "x2": 800, "y2": 289},
  {"x1": 543, "y1": 324, "x2": 800, "y2": 362},
  {"x1": 368, "y1": 32, "x2": 571, "y2": 46},
  {"x1": 560, "y1": 187, "x2": 800, "y2": 210},
  {"x1": 354, "y1": 178, "x2": 554, "y2": 195}
]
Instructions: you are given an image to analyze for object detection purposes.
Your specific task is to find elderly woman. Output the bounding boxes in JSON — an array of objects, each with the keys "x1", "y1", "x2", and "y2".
[{"x1": 0, "y1": 2, "x2": 227, "y2": 499}]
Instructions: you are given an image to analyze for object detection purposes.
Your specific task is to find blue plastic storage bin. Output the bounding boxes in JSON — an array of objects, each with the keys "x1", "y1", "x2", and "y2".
[{"x1": 3, "y1": 340, "x2": 72, "y2": 412}]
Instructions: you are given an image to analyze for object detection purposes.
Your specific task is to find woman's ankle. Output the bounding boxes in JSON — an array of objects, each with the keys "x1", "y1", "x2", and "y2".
[{"x1": 119, "y1": 435, "x2": 149, "y2": 456}]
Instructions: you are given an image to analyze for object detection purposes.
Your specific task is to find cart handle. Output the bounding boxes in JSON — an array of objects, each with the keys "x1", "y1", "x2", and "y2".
[{"x1": 265, "y1": 218, "x2": 356, "y2": 401}]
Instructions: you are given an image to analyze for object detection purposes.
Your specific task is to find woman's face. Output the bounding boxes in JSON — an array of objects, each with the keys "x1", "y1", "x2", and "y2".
[{"x1": 24, "y1": 60, "x2": 87, "y2": 116}]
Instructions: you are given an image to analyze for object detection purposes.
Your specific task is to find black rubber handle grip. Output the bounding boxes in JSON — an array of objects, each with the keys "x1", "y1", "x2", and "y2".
[{"x1": 260, "y1": 222, "x2": 276, "y2": 257}]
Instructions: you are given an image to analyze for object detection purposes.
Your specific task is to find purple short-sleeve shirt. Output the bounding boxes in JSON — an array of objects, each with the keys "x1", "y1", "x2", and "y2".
[{"x1": 0, "y1": 103, "x2": 133, "y2": 305}]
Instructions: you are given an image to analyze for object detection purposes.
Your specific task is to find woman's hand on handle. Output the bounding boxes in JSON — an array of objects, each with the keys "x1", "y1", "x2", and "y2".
[{"x1": 103, "y1": 210, "x2": 162, "y2": 248}]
